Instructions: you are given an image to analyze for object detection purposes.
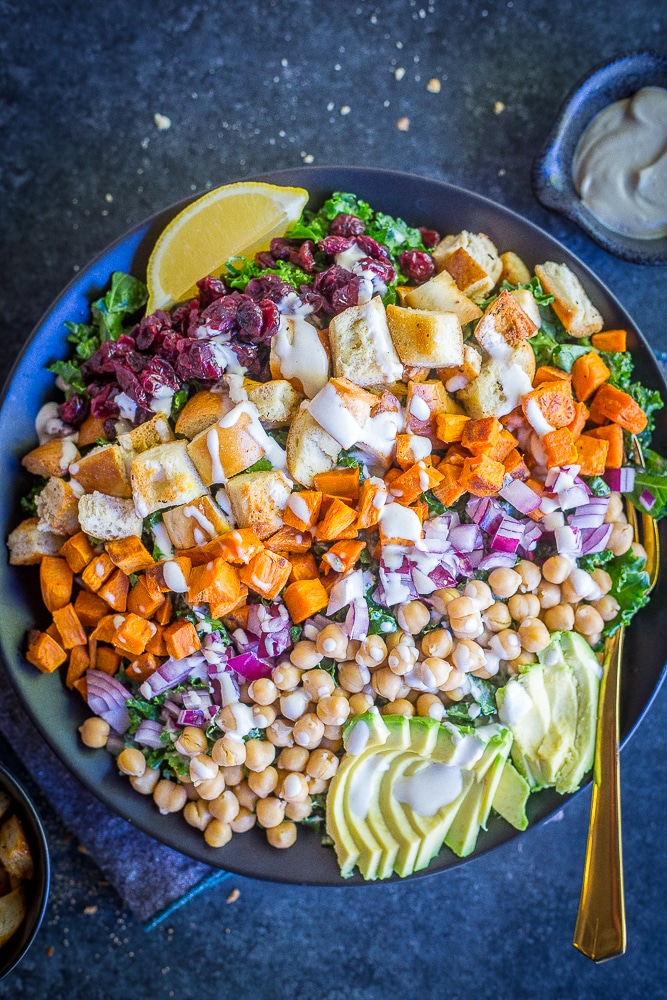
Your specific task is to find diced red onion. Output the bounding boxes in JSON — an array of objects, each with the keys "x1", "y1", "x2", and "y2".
[
  {"x1": 555, "y1": 524, "x2": 582, "y2": 556},
  {"x1": 182, "y1": 690, "x2": 213, "y2": 710},
  {"x1": 177, "y1": 709, "x2": 205, "y2": 727},
  {"x1": 449, "y1": 523, "x2": 483, "y2": 553},
  {"x1": 542, "y1": 511, "x2": 565, "y2": 532},
  {"x1": 558, "y1": 483, "x2": 589, "y2": 510},
  {"x1": 258, "y1": 624, "x2": 292, "y2": 660},
  {"x1": 227, "y1": 650, "x2": 273, "y2": 681},
  {"x1": 424, "y1": 512, "x2": 460, "y2": 537},
  {"x1": 139, "y1": 653, "x2": 207, "y2": 699},
  {"x1": 345, "y1": 598, "x2": 370, "y2": 640},
  {"x1": 85, "y1": 669, "x2": 130, "y2": 734},
  {"x1": 604, "y1": 467, "x2": 636, "y2": 493},
  {"x1": 499, "y1": 479, "x2": 543, "y2": 514},
  {"x1": 640, "y1": 488, "x2": 656, "y2": 511},
  {"x1": 539, "y1": 494, "x2": 560, "y2": 515},
  {"x1": 468, "y1": 496, "x2": 504, "y2": 535},
  {"x1": 477, "y1": 551, "x2": 518, "y2": 571},
  {"x1": 545, "y1": 465, "x2": 580, "y2": 491},
  {"x1": 327, "y1": 569, "x2": 365, "y2": 615},
  {"x1": 580, "y1": 524, "x2": 613, "y2": 554},
  {"x1": 518, "y1": 520, "x2": 544, "y2": 554},
  {"x1": 105, "y1": 730, "x2": 125, "y2": 757},
  {"x1": 134, "y1": 719, "x2": 164, "y2": 748}
]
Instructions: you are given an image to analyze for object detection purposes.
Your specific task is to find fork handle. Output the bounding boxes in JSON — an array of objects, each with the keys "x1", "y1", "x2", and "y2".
[{"x1": 572, "y1": 628, "x2": 626, "y2": 962}]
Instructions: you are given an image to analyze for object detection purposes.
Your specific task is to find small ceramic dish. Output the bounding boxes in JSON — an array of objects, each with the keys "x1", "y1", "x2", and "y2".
[
  {"x1": 532, "y1": 50, "x2": 667, "y2": 264},
  {"x1": 0, "y1": 763, "x2": 50, "y2": 981}
]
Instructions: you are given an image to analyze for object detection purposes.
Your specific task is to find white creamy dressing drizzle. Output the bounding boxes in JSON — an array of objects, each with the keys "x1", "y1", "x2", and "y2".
[
  {"x1": 219, "y1": 400, "x2": 288, "y2": 470},
  {"x1": 409, "y1": 434, "x2": 432, "y2": 461},
  {"x1": 445, "y1": 375, "x2": 468, "y2": 393},
  {"x1": 346, "y1": 719, "x2": 371, "y2": 756},
  {"x1": 394, "y1": 761, "x2": 463, "y2": 816},
  {"x1": 409, "y1": 395, "x2": 431, "y2": 421},
  {"x1": 498, "y1": 364, "x2": 533, "y2": 416},
  {"x1": 359, "y1": 299, "x2": 404, "y2": 382},
  {"x1": 285, "y1": 492, "x2": 312, "y2": 526},
  {"x1": 357, "y1": 407, "x2": 405, "y2": 463},
  {"x1": 149, "y1": 385, "x2": 175, "y2": 415},
  {"x1": 334, "y1": 246, "x2": 385, "y2": 303},
  {"x1": 115, "y1": 392, "x2": 138, "y2": 421},
  {"x1": 183, "y1": 504, "x2": 216, "y2": 538},
  {"x1": 59, "y1": 438, "x2": 79, "y2": 471},
  {"x1": 152, "y1": 521, "x2": 175, "y2": 558},
  {"x1": 307, "y1": 382, "x2": 367, "y2": 449},
  {"x1": 34, "y1": 401, "x2": 71, "y2": 445},
  {"x1": 348, "y1": 754, "x2": 391, "y2": 820},
  {"x1": 162, "y1": 560, "x2": 189, "y2": 593},
  {"x1": 378, "y1": 503, "x2": 422, "y2": 544},
  {"x1": 573, "y1": 87, "x2": 667, "y2": 239},
  {"x1": 273, "y1": 314, "x2": 329, "y2": 398},
  {"x1": 524, "y1": 397, "x2": 555, "y2": 438}
]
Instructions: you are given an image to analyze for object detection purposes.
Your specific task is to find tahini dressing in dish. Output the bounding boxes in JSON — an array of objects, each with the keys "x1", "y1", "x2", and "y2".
[{"x1": 572, "y1": 86, "x2": 667, "y2": 240}]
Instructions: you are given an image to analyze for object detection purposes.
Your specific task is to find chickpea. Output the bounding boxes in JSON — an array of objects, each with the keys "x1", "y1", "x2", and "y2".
[
  {"x1": 464, "y1": 580, "x2": 494, "y2": 610},
  {"x1": 371, "y1": 667, "x2": 403, "y2": 701},
  {"x1": 230, "y1": 807, "x2": 257, "y2": 834},
  {"x1": 508, "y1": 593, "x2": 541, "y2": 622},
  {"x1": 317, "y1": 696, "x2": 350, "y2": 727},
  {"x1": 189, "y1": 754, "x2": 218, "y2": 786},
  {"x1": 348, "y1": 692, "x2": 375, "y2": 715},
  {"x1": 319, "y1": 735, "x2": 343, "y2": 754},
  {"x1": 631, "y1": 541, "x2": 647, "y2": 564},
  {"x1": 355, "y1": 634, "x2": 388, "y2": 668},
  {"x1": 604, "y1": 492, "x2": 624, "y2": 522},
  {"x1": 306, "y1": 748, "x2": 339, "y2": 781},
  {"x1": 272, "y1": 663, "x2": 302, "y2": 691},
  {"x1": 212, "y1": 735, "x2": 246, "y2": 767},
  {"x1": 451, "y1": 639, "x2": 486, "y2": 673},
  {"x1": 590, "y1": 568, "x2": 612, "y2": 596},
  {"x1": 322, "y1": 723, "x2": 343, "y2": 741},
  {"x1": 574, "y1": 605, "x2": 605, "y2": 637},
  {"x1": 592, "y1": 594, "x2": 621, "y2": 622},
  {"x1": 516, "y1": 559, "x2": 542, "y2": 593},
  {"x1": 181, "y1": 774, "x2": 201, "y2": 801},
  {"x1": 266, "y1": 820, "x2": 297, "y2": 849},
  {"x1": 130, "y1": 767, "x2": 160, "y2": 795},
  {"x1": 449, "y1": 609, "x2": 484, "y2": 641},
  {"x1": 292, "y1": 713, "x2": 325, "y2": 750},
  {"x1": 414, "y1": 655, "x2": 452, "y2": 688},
  {"x1": 515, "y1": 650, "x2": 537, "y2": 667},
  {"x1": 183, "y1": 799, "x2": 212, "y2": 831},
  {"x1": 416, "y1": 693, "x2": 445, "y2": 720},
  {"x1": 430, "y1": 587, "x2": 461, "y2": 615},
  {"x1": 247, "y1": 766, "x2": 279, "y2": 798},
  {"x1": 280, "y1": 688, "x2": 311, "y2": 722},
  {"x1": 245, "y1": 738, "x2": 276, "y2": 772},
  {"x1": 277, "y1": 746, "x2": 309, "y2": 772},
  {"x1": 285, "y1": 797, "x2": 313, "y2": 822},
  {"x1": 256, "y1": 796, "x2": 286, "y2": 829},
  {"x1": 483, "y1": 601, "x2": 512, "y2": 633},
  {"x1": 265, "y1": 717, "x2": 294, "y2": 748},
  {"x1": 221, "y1": 764, "x2": 244, "y2": 787},
  {"x1": 489, "y1": 628, "x2": 522, "y2": 661},
  {"x1": 517, "y1": 617, "x2": 551, "y2": 652},
  {"x1": 196, "y1": 771, "x2": 227, "y2": 801},
  {"x1": 247, "y1": 677, "x2": 279, "y2": 706},
  {"x1": 279, "y1": 771, "x2": 310, "y2": 802},
  {"x1": 420, "y1": 627, "x2": 453, "y2": 660},
  {"x1": 174, "y1": 726, "x2": 208, "y2": 756},
  {"x1": 235, "y1": 780, "x2": 259, "y2": 811},
  {"x1": 543, "y1": 602, "x2": 576, "y2": 632},
  {"x1": 387, "y1": 641, "x2": 419, "y2": 676},
  {"x1": 204, "y1": 819, "x2": 233, "y2": 848},
  {"x1": 153, "y1": 780, "x2": 188, "y2": 815},
  {"x1": 542, "y1": 554, "x2": 573, "y2": 585},
  {"x1": 380, "y1": 698, "x2": 415, "y2": 717},
  {"x1": 487, "y1": 567, "x2": 522, "y2": 600},
  {"x1": 338, "y1": 660, "x2": 371, "y2": 693},
  {"x1": 307, "y1": 776, "x2": 330, "y2": 794},
  {"x1": 385, "y1": 628, "x2": 414, "y2": 651},
  {"x1": 396, "y1": 600, "x2": 431, "y2": 634},
  {"x1": 289, "y1": 639, "x2": 322, "y2": 670},
  {"x1": 79, "y1": 717, "x2": 110, "y2": 748},
  {"x1": 209, "y1": 790, "x2": 240, "y2": 824},
  {"x1": 562, "y1": 568, "x2": 597, "y2": 603},
  {"x1": 537, "y1": 580, "x2": 561, "y2": 609},
  {"x1": 301, "y1": 668, "x2": 336, "y2": 702},
  {"x1": 608, "y1": 522, "x2": 634, "y2": 556},
  {"x1": 315, "y1": 623, "x2": 349, "y2": 662},
  {"x1": 252, "y1": 704, "x2": 277, "y2": 729},
  {"x1": 116, "y1": 747, "x2": 146, "y2": 777},
  {"x1": 439, "y1": 667, "x2": 466, "y2": 692}
]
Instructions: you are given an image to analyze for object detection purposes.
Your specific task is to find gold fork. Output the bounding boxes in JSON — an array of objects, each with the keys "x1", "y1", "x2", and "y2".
[{"x1": 573, "y1": 437, "x2": 660, "y2": 962}]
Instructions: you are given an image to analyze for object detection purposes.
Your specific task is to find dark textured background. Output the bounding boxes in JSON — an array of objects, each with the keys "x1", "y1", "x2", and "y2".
[{"x1": 1, "y1": 1, "x2": 667, "y2": 997}]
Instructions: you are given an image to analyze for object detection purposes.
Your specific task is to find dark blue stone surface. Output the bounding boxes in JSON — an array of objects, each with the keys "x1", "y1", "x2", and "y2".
[{"x1": 1, "y1": 2, "x2": 666, "y2": 997}]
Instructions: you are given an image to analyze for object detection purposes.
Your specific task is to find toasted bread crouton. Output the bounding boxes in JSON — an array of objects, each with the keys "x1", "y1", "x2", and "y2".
[
  {"x1": 0, "y1": 815, "x2": 33, "y2": 880},
  {"x1": 474, "y1": 288, "x2": 538, "y2": 356},
  {"x1": 21, "y1": 437, "x2": 80, "y2": 479},
  {"x1": 307, "y1": 377, "x2": 377, "y2": 450},
  {"x1": 7, "y1": 517, "x2": 64, "y2": 564},
  {"x1": 78, "y1": 492, "x2": 143, "y2": 540},
  {"x1": 245, "y1": 379, "x2": 304, "y2": 428},
  {"x1": 69, "y1": 444, "x2": 132, "y2": 499},
  {"x1": 187, "y1": 410, "x2": 265, "y2": 487},
  {"x1": 35, "y1": 477, "x2": 80, "y2": 536},
  {"x1": 509, "y1": 288, "x2": 541, "y2": 328},
  {"x1": 535, "y1": 262, "x2": 603, "y2": 338},
  {"x1": 77, "y1": 414, "x2": 109, "y2": 448},
  {"x1": 117, "y1": 413, "x2": 173, "y2": 454},
  {"x1": 438, "y1": 342, "x2": 483, "y2": 392},
  {"x1": 500, "y1": 250, "x2": 531, "y2": 286},
  {"x1": 131, "y1": 441, "x2": 206, "y2": 517},
  {"x1": 174, "y1": 388, "x2": 233, "y2": 440},
  {"x1": 457, "y1": 342, "x2": 535, "y2": 419},
  {"x1": 286, "y1": 405, "x2": 341, "y2": 488},
  {"x1": 226, "y1": 469, "x2": 292, "y2": 539},
  {"x1": 328, "y1": 296, "x2": 403, "y2": 386},
  {"x1": 0, "y1": 886, "x2": 26, "y2": 948},
  {"x1": 269, "y1": 315, "x2": 331, "y2": 398},
  {"x1": 386, "y1": 304, "x2": 464, "y2": 369},
  {"x1": 163, "y1": 495, "x2": 233, "y2": 548},
  {"x1": 432, "y1": 231, "x2": 503, "y2": 302},
  {"x1": 401, "y1": 269, "x2": 483, "y2": 325}
]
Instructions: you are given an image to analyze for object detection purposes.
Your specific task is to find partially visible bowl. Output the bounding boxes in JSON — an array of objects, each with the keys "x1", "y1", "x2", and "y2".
[
  {"x1": 0, "y1": 763, "x2": 50, "y2": 981},
  {"x1": 532, "y1": 50, "x2": 667, "y2": 264}
]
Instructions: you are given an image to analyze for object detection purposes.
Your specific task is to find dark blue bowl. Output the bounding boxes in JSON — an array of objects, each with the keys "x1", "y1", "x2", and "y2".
[{"x1": 533, "y1": 50, "x2": 667, "y2": 264}]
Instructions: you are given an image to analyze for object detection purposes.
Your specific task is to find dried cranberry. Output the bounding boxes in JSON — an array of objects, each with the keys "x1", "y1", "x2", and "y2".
[
  {"x1": 418, "y1": 226, "x2": 441, "y2": 249},
  {"x1": 199, "y1": 296, "x2": 238, "y2": 336},
  {"x1": 314, "y1": 264, "x2": 355, "y2": 299},
  {"x1": 114, "y1": 367, "x2": 151, "y2": 408},
  {"x1": 270, "y1": 237, "x2": 302, "y2": 260},
  {"x1": 140, "y1": 357, "x2": 180, "y2": 396},
  {"x1": 295, "y1": 239, "x2": 317, "y2": 273},
  {"x1": 155, "y1": 331, "x2": 187, "y2": 364},
  {"x1": 298, "y1": 286, "x2": 326, "y2": 315},
  {"x1": 196, "y1": 275, "x2": 228, "y2": 308},
  {"x1": 236, "y1": 296, "x2": 263, "y2": 340},
  {"x1": 329, "y1": 213, "x2": 366, "y2": 237},
  {"x1": 58, "y1": 394, "x2": 89, "y2": 428},
  {"x1": 358, "y1": 257, "x2": 396, "y2": 285},
  {"x1": 176, "y1": 341, "x2": 225, "y2": 382},
  {"x1": 245, "y1": 274, "x2": 294, "y2": 303},
  {"x1": 355, "y1": 235, "x2": 392, "y2": 264},
  {"x1": 331, "y1": 276, "x2": 363, "y2": 313},
  {"x1": 318, "y1": 235, "x2": 354, "y2": 256},
  {"x1": 171, "y1": 301, "x2": 200, "y2": 336},
  {"x1": 254, "y1": 250, "x2": 277, "y2": 269},
  {"x1": 89, "y1": 384, "x2": 120, "y2": 419},
  {"x1": 398, "y1": 250, "x2": 436, "y2": 284},
  {"x1": 103, "y1": 417, "x2": 118, "y2": 441},
  {"x1": 259, "y1": 299, "x2": 280, "y2": 341}
]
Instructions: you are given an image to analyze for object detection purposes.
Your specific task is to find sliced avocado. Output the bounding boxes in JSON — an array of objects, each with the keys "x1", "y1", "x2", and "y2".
[
  {"x1": 477, "y1": 730, "x2": 512, "y2": 831},
  {"x1": 342, "y1": 710, "x2": 391, "y2": 754},
  {"x1": 379, "y1": 751, "x2": 425, "y2": 877},
  {"x1": 400, "y1": 759, "x2": 473, "y2": 871},
  {"x1": 537, "y1": 662, "x2": 577, "y2": 783},
  {"x1": 497, "y1": 665, "x2": 551, "y2": 789},
  {"x1": 492, "y1": 760, "x2": 530, "y2": 831},
  {"x1": 405, "y1": 716, "x2": 441, "y2": 756},
  {"x1": 546, "y1": 631, "x2": 601, "y2": 794},
  {"x1": 444, "y1": 734, "x2": 511, "y2": 857}
]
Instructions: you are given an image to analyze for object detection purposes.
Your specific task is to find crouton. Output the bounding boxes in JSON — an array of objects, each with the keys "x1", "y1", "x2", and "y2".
[
  {"x1": 245, "y1": 379, "x2": 304, "y2": 428},
  {"x1": 499, "y1": 251, "x2": 532, "y2": 286},
  {"x1": 386, "y1": 304, "x2": 464, "y2": 369},
  {"x1": 174, "y1": 388, "x2": 233, "y2": 440},
  {"x1": 400, "y1": 268, "x2": 483, "y2": 325},
  {"x1": 534, "y1": 262, "x2": 603, "y2": 338},
  {"x1": 456, "y1": 342, "x2": 536, "y2": 419},
  {"x1": 77, "y1": 414, "x2": 109, "y2": 448},
  {"x1": 35, "y1": 477, "x2": 80, "y2": 536},
  {"x1": 328, "y1": 296, "x2": 403, "y2": 386},
  {"x1": 7, "y1": 517, "x2": 64, "y2": 565},
  {"x1": 77, "y1": 491, "x2": 143, "y2": 541},
  {"x1": 307, "y1": 377, "x2": 377, "y2": 450},
  {"x1": 226, "y1": 469, "x2": 292, "y2": 539},
  {"x1": 21, "y1": 437, "x2": 80, "y2": 479},
  {"x1": 117, "y1": 412, "x2": 173, "y2": 454},
  {"x1": 269, "y1": 315, "x2": 331, "y2": 398},
  {"x1": 162, "y1": 495, "x2": 233, "y2": 549},
  {"x1": 510, "y1": 288, "x2": 541, "y2": 328},
  {"x1": 0, "y1": 887, "x2": 26, "y2": 948},
  {"x1": 131, "y1": 441, "x2": 206, "y2": 517},
  {"x1": 285, "y1": 405, "x2": 341, "y2": 488},
  {"x1": 187, "y1": 411, "x2": 264, "y2": 487},
  {"x1": 474, "y1": 289, "x2": 537, "y2": 355},
  {"x1": 438, "y1": 342, "x2": 483, "y2": 392},
  {"x1": 432, "y1": 231, "x2": 503, "y2": 302},
  {"x1": 69, "y1": 443, "x2": 132, "y2": 499}
]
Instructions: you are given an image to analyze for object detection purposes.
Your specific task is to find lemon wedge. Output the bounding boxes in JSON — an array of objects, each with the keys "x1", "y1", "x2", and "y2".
[{"x1": 146, "y1": 181, "x2": 309, "y2": 313}]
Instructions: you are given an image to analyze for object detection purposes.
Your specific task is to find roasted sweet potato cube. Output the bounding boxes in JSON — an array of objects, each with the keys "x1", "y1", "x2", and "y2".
[
  {"x1": 406, "y1": 380, "x2": 463, "y2": 444},
  {"x1": 460, "y1": 416, "x2": 503, "y2": 456},
  {"x1": 40, "y1": 555, "x2": 73, "y2": 612},
  {"x1": 105, "y1": 536, "x2": 155, "y2": 575},
  {"x1": 591, "y1": 329, "x2": 627, "y2": 352},
  {"x1": 435, "y1": 413, "x2": 470, "y2": 444},
  {"x1": 185, "y1": 528, "x2": 264, "y2": 567},
  {"x1": 208, "y1": 585, "x2": 249, "y2": 619},
  {"x1": 163, "y1": 620, "x2": 201, "y2": 660},
  {"x1": 312, "y1": 467, "x2": 360, "y2": 501},
  {"x1": 25, "y1": 630, "x2": 67, "y2": 673},
  {"x1": 154, "y1": 593, "x2": 173, "y2": 626},
  {"x1": 583, "y1": 424, "x2": 624, "y2": 468},
  {"x1": 532, "y1": 365, "x2": 572, "y2": 387},
  {"x1": 543, "y1": 427, "x2": 579, "y2": 469},
  {"x1": 91, "y1": 614, "x2": 124, "y2": 643},
  {"x1": 589, "y1": 383, "x2": 648, "y2": 434},
  {"x1": 388, "y1": 463, "x2": 444, "y2": 506},
  {"x1": 576, "y1": 435, "x2": 609, "y2": 476},
  {"x1": 356, "y1": 478, "x2": 387, "y2": 530},
  {"x1": 503, "y1": 449, "x2": 530, "y2": 482},
  {"x1": 431, "y1": 464, "x2": 466, "y2": 506},
  {"x1": 52, "y1": 603, "x2": 87, "y2": 649},
  {"x1": 288, "y1": 552, "x2": 320, "y2": 583},
  {"x1": 73, "y1": 590, "x2": 109, "y2": 627},
  {"x1": 522, "y1": 380, "x2": 576, "y2": 431},
  {"x1": 458, "y1": 455, "x2": 505, "y2": 497},
  {"x1": 314, "y1": 498, "x2": 357, "y2": 541},
  {"x1": 321, "y1": 540, "x2": 366, "y2": 575},
  {"x1": 81, "y1": 553, "x2": 115, "y2": 593},
  {"x1": 65, "y1": 644, "x2": 90, "y2": 688},
  {"x1": 112, "y1": 613, "x2": 157, "y2": 656},
  {"x1": 377, "y1": 502, "x2": 423, "y2": 546},
  {"x1": 127, "y1": 576, "x2": 166, "y2": 618},
  {"x1": 94, "y1": 645, "x2": 122, "y2": 675},
  {"x1": 59, "y1": 531, "x2": 96, "y2": 574},
  {"x1": 281, "y1": 491, "x2": 323, "y2": 532},
  {"x1": 283, "y1": 578, "x2": 329, "y2": 623},
  {"x1": 187, "y1": 558, "x2": 241, "y2": 606},
  {"x1": 98, "y1": 569, "x2": 129, "y2": 612},
  {"x1": 126, "y1": 653, "x2": 162, "y2": 683},
  {"x1": 145, "y1": 624, "x2": 167, "y2": 657},
  {"x1": 264, "y1": 526, "x2": 313, "y2": 553},
  {"x1": 568, "y1": 401, "x2": 590, "y2": 440},
  {"x1": 239, "y1": 549, "x2": 292, "y2": 600},
  {"x1": 571, "y1": 351, "x2": 611, "y2": 402}
]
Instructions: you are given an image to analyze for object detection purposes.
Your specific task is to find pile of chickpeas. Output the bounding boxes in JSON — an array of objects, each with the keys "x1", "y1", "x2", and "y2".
[{"x1": 78, "y1": 491, "x2": 642, "y2": 853}]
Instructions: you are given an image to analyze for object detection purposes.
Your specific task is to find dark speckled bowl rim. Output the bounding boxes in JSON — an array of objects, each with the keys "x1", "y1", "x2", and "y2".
[
  {"x1": 532, "y1": 50, "x2": 667, "y2": 264},
  {"x1": 0, "y1": 165, "x2": 666, "y2": 886},
  {"x1": 0, "y1": 764, "x2": 50, "y2": 981}
]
